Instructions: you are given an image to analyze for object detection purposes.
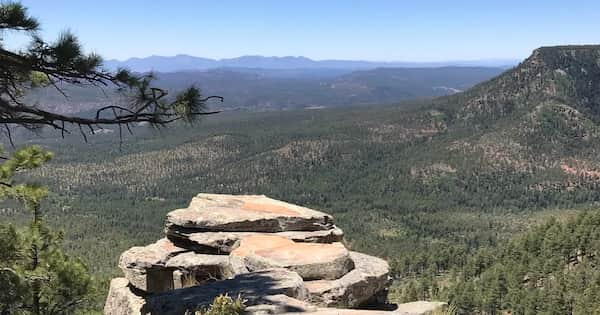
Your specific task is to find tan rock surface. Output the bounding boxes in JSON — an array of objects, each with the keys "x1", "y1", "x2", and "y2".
[
  {"x1": 119, "y1": 239, "x2": 234, "y2": 293},
  {"x1": 119, "y1": 238, "x2": 186, "y2": 270},
  {"x1": 305, "y1": 251, "x2": 391, "y2": 308},
  {"x1": 166, "y1": 194, "x2": 334, "y2": 232},
  {"x1": 230, "y1": 235, "x2": 354, "y2": 280},
  {"x1": 118, "y1": 239, "x2": 188, "y2": 293},
  {"x1": 166, "y1": 227, "x2": 344, "y2": 254},
  {"x1": 105, "y1": 194, "x2": 397, "y2": 314},
  {"x1": 103, "y1": 278, "x2": 145, "y2": 315}
]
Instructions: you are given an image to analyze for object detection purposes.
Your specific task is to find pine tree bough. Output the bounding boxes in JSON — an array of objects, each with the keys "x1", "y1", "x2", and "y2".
[{"x1": 0, "y1": 3, "x2": 223, "y2": 143}]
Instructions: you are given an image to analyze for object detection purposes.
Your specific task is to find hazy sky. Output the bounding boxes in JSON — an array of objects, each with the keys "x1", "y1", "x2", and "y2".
[{"x1": 13, "y1": 0, "x2": 600, "y2": 61}]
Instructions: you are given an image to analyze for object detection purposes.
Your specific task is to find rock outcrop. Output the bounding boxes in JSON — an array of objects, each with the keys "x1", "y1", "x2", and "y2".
[
  {"x1": 244, "y1": 295, "x2": 446, "y2": 315},
  {"x1": 118, "y1": 238, "x2": 187, "y2": 293},
  {"x1": 146, "y1": 269, "x2": 307, "y2": 314},
  {"x1": 230, "y1": 235, "x2": 354, "y2": 280},
  {"x1": 165, "y1": 194, "x2": 334, "y2": 233},
  {"x1": 105, "y1": 193, "x2": 439, "y2": 315},
  {"x1": 167, "y1": 228, "x2": 344, "y2": 254},
  {"x1": 104, "y1": 278, "x2": 145, "y2": 315},
  {"x1": 305, "y1": 252, "x2": 391, "y2": 307}
]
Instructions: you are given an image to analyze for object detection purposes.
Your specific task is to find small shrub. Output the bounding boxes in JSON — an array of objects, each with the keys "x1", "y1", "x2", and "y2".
[
  {"x1": 432, "y1": 304, "x2": 456, "y2": 315},
  {"x1": 186, "y1": 294, "x2": 246, "y2": 315}
]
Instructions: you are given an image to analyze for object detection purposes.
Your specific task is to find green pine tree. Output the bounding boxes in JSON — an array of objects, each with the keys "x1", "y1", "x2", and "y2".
[
  {"x1": 0, "y1": 2, "x2": 222, "y2": 313},
  {"x1": 1, "y1": 2, "x2": 221, "y2": 140},
  {"x1": 0, "y1": 146, "x2": 94, "y2": 315}
]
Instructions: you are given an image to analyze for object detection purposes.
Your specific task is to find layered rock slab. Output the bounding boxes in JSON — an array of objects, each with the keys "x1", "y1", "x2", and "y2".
[
  {"x1": 118, "y1": 239, "x2": 188, "y2": 293},
  {"x1": 230, "y1": 235, "x2": 354, "y2": 280},
  {"x1": 148, "y1": 269, "x2": 308, "y2": 314},
  {"x1": 106, "y1": 193, "x2": 396, "y2": 314},
  {"x1": 104, "y1": 269, "x2": 308, "y2": 315},
  {"x1": 104, "y1": 278, "x2": 443, "y2": 315},
  {"x1": 167, "y1": 227, "x2": 344, "y2": 254},
  {"x1": 166, "y1": 194, "x2": 334, "y2": 233},
  {"x1": 305, "y1": 251, "x2": 391, "y2": 308},
  {"x1": 119, "y1": 239, "x2": 233, "y2": 293},
  {"x1": 245, "y1": 296, "x2": 447, "y2": 315},
  {"x1": 166, "y1": 252, "x2": 233, "y2": 288},
  {"x1": 104, "y1": 278, "x2": 146, "y2": 315}
]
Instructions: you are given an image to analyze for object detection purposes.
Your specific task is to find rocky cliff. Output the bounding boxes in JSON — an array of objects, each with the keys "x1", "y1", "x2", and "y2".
[
  {"x1": 437, "y1": 45, "x2": 600, "y2": 122},
  {"x1": 104, "y1": 193, "x2": 444, "y2": 314}
]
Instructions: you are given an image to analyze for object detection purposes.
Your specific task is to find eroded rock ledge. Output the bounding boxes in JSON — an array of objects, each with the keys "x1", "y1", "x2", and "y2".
[{"x1": 105, "y1": 193, "x2": 444, "y2": 315}]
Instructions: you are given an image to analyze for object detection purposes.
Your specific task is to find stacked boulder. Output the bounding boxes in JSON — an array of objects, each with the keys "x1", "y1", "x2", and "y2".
[{"x1": 105, "y1": 194, "x2": 416, "y2": 314}]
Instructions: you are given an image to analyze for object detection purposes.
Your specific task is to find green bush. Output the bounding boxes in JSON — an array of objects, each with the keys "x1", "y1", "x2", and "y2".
[{"x1": 187, "y1": 294, "x2": 246, "y2": 315}]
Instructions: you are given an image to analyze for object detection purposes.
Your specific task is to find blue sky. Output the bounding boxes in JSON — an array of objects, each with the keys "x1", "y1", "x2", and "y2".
[{"x1": 13, "y1": 0, "x2": 600, "y2": 61}]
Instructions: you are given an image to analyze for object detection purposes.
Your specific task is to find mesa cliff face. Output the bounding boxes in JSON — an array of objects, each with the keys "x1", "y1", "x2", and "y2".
[{"x1": 104, "y1": 194, "x2": 443, "y2": 315}]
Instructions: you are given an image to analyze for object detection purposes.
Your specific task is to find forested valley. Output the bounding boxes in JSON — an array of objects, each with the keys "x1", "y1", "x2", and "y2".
[{"x1": 2, "y1": 2, "x2": 600, "y2": 314}]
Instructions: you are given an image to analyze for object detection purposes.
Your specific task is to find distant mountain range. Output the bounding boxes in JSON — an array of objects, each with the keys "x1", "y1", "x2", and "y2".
[{"x1": 103, "y1": 54, "x2": 519, "y2": 73}]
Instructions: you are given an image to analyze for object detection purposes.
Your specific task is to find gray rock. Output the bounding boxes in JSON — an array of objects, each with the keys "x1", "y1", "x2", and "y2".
[
  {"x1": 165, "y1": 193, "x2": 334, "y2": 233},
  {"x1": 119, "y1": 239, "x2": 233, "y2": 293},
  {"x1": 119, "y1": 239, "x2": 187, "y2": 270},
  {"x1": 229, "y1": 235, "x2": 354, "y2": 280},
  {"x1": 165, "y1": 252, "x2": 234, "y2": 289},
  {"x1": 104, "y1": 278, "x2": 145, "y2": 315},
  {"x1": 146, "y1": 268, "x2": 308, "y2": 315},
  {"x1": 166, "y1": 227, "x2": 344, "y2": 254},
  {"x1": 276, "y1": 228, "x2": 344, "y2": 243},
  {"x1": 245, "y1": 296, "x2": 447, "y2": 315},
  {"x1": 104, "y1": 269, "x2": 308, "y2": 315},
  {"x1": 305, "y1": 251, "x2": 391, "y2": 308},
  {"x1": 245, "y1": 294, "x2": 318, "y2": 314},
  {"x1": 118, "y1": 239, "x2": 187, "y2": 293},
  {"x1": 106, "y1": 194, "x2": 398, "y2": 315}
]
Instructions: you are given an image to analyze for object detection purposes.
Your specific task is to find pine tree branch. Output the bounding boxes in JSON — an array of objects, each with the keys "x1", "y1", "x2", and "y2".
[{"x1": 1, "y1": 5, "x2": 224, "y2": 142}]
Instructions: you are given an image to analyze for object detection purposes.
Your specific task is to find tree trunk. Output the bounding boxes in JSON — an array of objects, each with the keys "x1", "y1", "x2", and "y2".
[{"x1": 31, "y1": 204, "x2": 41, "y2": 315}]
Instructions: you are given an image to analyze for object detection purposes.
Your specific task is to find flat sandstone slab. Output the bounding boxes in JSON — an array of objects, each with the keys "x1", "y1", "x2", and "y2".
[
  {"x1": 119, "y1": 239, "x2": 233, "y2": 293},
  {"x1": 230, "y1": 235, "x2": 353, "y2": 280},
  {"x1": 166, "y1": 227, "x2": 344, "y2": 254},
  {"x1": 166, "y1": 193, "x2": 334, "y2": 232},
  {"x1": 119, "y1": 238, "x2": 186, "y2": 270},
  {"x1": 305, "y1": 251, "x2": 391, "y2": 308},
  {"x1": 118, "y1": 239, "x2": 188, "y2": 293}
]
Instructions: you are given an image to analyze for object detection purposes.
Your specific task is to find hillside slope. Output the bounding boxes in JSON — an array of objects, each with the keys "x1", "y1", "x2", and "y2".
[
  {"x1": 440, "y1": 45, "x2": 600, "y2": 122},
  {"x1": 418, "y1": 45, "x2": 600, "y2": 209},
  {"x1": 422, "y1": 45, "x2": 600, "y2": 314}
]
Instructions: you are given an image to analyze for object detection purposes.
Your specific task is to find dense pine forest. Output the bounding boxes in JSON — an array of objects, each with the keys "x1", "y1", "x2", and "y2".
[
  {"x1": 2, "y1": 45, "x2": 600, "y2": 313},
  {"x1": 2, "y1": 2, "x2": 600, "y2": 313}
]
